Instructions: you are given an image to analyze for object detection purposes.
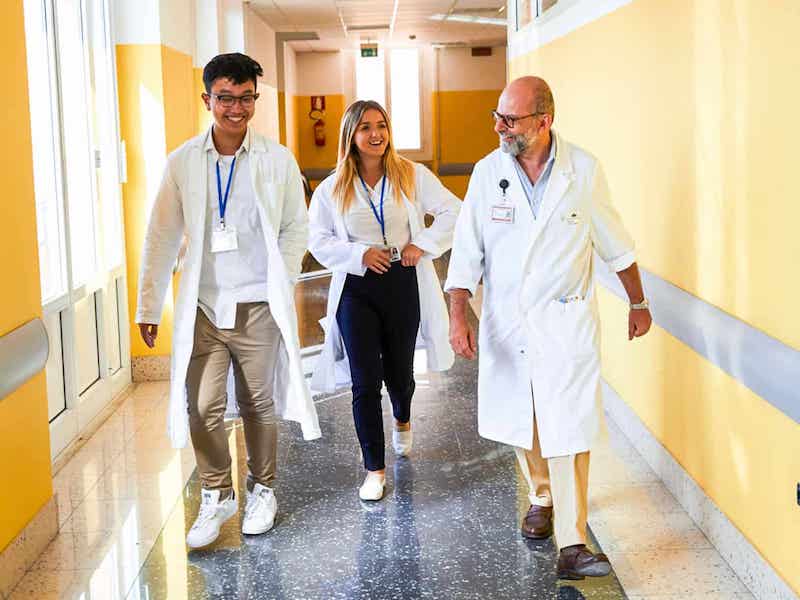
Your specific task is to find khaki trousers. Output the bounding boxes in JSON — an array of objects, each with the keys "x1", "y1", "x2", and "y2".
[
  {"x1": 186, "y1": 303, "x2": 280, "y2": 496},
  {"x1": 514, "y1": 415, "x2": 590, "y2": 549}
]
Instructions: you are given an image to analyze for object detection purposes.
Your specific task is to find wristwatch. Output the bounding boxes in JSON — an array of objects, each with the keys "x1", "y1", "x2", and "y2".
[{"x1": 630, "y1": 299, "x2": 650, "y2": 310}]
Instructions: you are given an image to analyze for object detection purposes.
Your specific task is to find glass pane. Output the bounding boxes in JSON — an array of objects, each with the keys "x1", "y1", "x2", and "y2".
[
  {"x1": 23, "y1": 0, "x2": 67, "y2": 303},
  {"x1": 87, "y1": 0, "x2": 124, "y2": 270},
  {"x1": 390, "y1": 49, "x2": 421, "y2": 150},
  {"x1": 74, "y1": 293, "x2": 101, "y2": 394},
  {"x1": 55, "y1": 0, "x2": 98, "y2": 288},
  {"x1": 355, "y1": 52, "x2": 386, "y2": 108},
  {"x1": 518, "y1": 0, "x2": 533, "y2": 29}
]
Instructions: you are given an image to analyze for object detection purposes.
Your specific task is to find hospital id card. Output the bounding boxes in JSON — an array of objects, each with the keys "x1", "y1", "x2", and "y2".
[
  {"x1": 211, "y1": 226, "x2": 239, "y2": 253},
  {"x1": 491, "y1": 205, "x2": 515, "y2": 224},
  {"x1": 389, "y1": 246, "x2": 401, "y2": 262}
]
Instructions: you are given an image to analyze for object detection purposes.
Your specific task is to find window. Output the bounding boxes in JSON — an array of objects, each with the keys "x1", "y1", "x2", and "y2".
[
  {"x1": 24, "y1": 0, "x2": 131, "y2": 457},
  {"x1": 516, "y1": 0, "x2": 561, "y2": 30},
  {"x1": 389, "y1": 49, "x2": 421, "y2": 151},
  {"x1": 23, "y1": 0, "x2": 67, "y2": 303},
  {"x1": 355, "y1": 47, "x2": 422, "y2": 151},
  {"x1": 355, "y1": 51, "x2": 386, "y2": 108}
]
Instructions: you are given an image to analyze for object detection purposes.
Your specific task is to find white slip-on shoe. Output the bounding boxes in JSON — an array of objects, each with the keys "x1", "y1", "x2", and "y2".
[
  {"x1": 186, "y1": 488, "x2": 238, "y2": 549},
  {"x1": 392, "y1": 428, "x2": 413, "y2": 456},
  {"x1": 359, "y1": 471, "x2": 386, "y2": 501},
  {"x1": 242, "y1": 483, "x2": 278, "y2": 535}
]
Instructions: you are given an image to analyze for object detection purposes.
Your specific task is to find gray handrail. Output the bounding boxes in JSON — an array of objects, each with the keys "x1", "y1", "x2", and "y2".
[{"x1": 0, "y1": 318, "x2": 49, "y2": 401}]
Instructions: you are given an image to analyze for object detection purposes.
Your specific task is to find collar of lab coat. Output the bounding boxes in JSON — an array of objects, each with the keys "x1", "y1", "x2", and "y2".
[{"x1": 192, "y1": 126, "x2": 269, "y2": 154}]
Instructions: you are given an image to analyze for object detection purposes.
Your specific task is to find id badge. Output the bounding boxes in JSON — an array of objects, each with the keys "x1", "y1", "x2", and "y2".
[
  {"x1": 211, "y1": 226, "x2": 238, "y2": 253},
  {"x1": 491, "y1": 205, "x2": 515, "y2": 224},
  {"x1": 389, "y1": 246, "x2": 401, "y2": 262}
]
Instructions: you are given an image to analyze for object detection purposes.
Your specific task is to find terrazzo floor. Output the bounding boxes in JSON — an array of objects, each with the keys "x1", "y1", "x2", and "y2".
[{"x1": 9, "y1": 260, "x2": 756, "y2": 599}]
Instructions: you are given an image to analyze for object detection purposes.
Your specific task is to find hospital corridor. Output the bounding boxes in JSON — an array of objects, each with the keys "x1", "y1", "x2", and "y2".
[{"x1": 1, "y1": 1, "x2": 798, "y2": 599}]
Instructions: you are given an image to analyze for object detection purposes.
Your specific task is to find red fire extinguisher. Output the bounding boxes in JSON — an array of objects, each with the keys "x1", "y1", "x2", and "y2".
[{"x1": 313, "y1": 118, "x2": 326, "y2": 146}]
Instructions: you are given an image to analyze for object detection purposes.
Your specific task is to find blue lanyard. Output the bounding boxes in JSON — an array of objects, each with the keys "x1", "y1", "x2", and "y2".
[
  {"x1": 357, "y1": 172, "x2": 388, "y2": 245},
  {"x1": 215, "y1": 155, "x2": 237, "y2": 227}
]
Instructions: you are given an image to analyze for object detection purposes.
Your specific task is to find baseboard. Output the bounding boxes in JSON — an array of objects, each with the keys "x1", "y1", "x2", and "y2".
[
  {"x1": 0, "y1": 495, "x2": 58, "y2": 599},
  {"x1": 132, "y1": 355, "x2": 170, "y2": 382},
  {"x1": 602, "y1": 380, "x2": 798, "y2": 600}
]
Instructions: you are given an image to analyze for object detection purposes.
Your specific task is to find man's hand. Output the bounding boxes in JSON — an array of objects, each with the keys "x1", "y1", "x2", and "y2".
[
  {"x1": 400, "y1": 243, "x2": 424, "y2": 267},
  {"x1": 448, "y1": 288, "x2": 477, "y2": 360},
  {"x1": 362, "y1": 247, "x2": 391, "y2": 274},
  {"x1": 139, "y1": 323, "x2": 159, "y2": 348},
  {"x1": 450, "y1": 314, "x2": 477, "y2": 359},
  {"x1": 628, "y1": 308, "x2": 652, "y2": 340}
]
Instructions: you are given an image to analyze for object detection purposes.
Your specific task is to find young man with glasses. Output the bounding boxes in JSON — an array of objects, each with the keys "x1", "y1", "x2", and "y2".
[
  {"x1": 136, "y1": 53, "x2": 320, "y2": 549},
  {"x1": 446, "y1": 76, "x2": 652, "y2": 579}
]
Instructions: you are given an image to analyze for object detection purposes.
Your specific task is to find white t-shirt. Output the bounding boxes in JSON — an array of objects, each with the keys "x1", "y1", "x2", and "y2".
[
  {"x1": 198, "y1": 135, "x2": 270, "y2": 329},
  {"x1": 344, "y1": 176, "x2": 411, "y2": 249}
]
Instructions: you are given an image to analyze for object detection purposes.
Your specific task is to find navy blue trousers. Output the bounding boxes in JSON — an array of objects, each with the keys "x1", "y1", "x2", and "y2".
[{"x1": 336, "y1": 262, "x2": 421, "y2": 471}]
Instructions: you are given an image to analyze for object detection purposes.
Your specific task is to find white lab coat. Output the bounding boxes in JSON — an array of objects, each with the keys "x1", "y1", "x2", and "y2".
[
  {"x1": 135, "y1": 127, "x2": 321, "y2": 448},
  {"x1": 445, "y1": 132, "x2": 635, "y2": 457},
  {"x1": 308, "y1": 163, "x2": 460, "y2": 392}
]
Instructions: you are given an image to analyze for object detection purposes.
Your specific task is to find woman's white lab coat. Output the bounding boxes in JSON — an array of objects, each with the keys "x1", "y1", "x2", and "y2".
[
  {"x1": 135, "y1": 127, "x2": 321, "y2": 448},
  {"x1": 308, "y1": 163, "x2": 460, "y2": 392},
  {"x1": 445, "y1": 132, "x2": 635, "y2": 457}
]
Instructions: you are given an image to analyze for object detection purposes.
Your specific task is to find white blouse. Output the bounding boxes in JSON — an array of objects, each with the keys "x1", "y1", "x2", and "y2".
[{"x1": 343, "y1": 177, "x2": 411, "y2": 249}]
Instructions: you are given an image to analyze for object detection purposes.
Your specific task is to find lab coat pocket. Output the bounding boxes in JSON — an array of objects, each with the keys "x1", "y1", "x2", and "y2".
[{"x1": 544, "y1": 298, "x2": 598, "y2": 359}]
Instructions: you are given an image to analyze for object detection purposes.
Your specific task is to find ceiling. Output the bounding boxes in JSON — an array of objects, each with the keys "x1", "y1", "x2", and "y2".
[{"x1": 248, "y1": 0, "x2": 509, "y2": 52}]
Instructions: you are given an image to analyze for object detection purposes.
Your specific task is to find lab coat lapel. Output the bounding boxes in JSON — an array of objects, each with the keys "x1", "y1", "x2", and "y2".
[{"x1": 534, "y1": 132, "x2": 574, "y2": 233}]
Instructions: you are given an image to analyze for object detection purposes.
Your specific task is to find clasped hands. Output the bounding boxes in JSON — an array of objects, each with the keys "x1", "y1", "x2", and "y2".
[{"x1": 362, "y1": 244, "x2": 424, "y2": 274}]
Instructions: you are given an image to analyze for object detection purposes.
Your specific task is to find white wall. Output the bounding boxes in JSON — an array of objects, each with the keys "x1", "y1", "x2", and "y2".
[
  {"x1": 159, "y1": 0, "x2": 195, "y2": 56},
  {"x1": 295, "y1": 52, "x2": 344, "y2": 96},
  {"x1": 438, "y1": 47, "x2": 507, "y2": 91},
  {"x1": 244, "y1": 6, "x2": 279, "y2": 141},
  {"x1": 114, "y1": 0, "x2": 161, "y2": 45},
  {"x1": 194, "y1": 0, "x2": 221, "y2": 66},
  {"x1": 221, "y1": 0, "x2": 244, "y2": 53}
]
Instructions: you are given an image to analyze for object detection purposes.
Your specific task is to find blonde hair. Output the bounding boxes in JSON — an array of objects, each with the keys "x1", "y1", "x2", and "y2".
[{"x1": 332, "y1": 100, "x2": 415, "y2": 212}]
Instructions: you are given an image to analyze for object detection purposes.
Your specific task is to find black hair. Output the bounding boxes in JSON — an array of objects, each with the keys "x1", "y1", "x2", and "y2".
[{"x1": 203, "y1": 53, "x2": 263, "y2": 93}]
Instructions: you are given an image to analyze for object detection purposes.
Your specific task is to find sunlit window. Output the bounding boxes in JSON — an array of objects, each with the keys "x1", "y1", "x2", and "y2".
[
  {"x1": 56, "y1": 0, "x2": 98, "y2": 288},
  {"x1": 390, "y1": 49, "x2": 421, "y2": 150},
  {"x1": 23, "y1": 0, "x2": 67, "y2": 303},
  {"x1": 355, "y1": 51, "x2": 386, "y2": 108},
  {"x1": 355, "y1": 47, "x2": 422, "y2": 151}
]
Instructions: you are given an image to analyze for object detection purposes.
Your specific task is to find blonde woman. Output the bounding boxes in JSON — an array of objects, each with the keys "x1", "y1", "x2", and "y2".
[{"x1": 309, "y1": 100, "x2": 460, "y2": 500}]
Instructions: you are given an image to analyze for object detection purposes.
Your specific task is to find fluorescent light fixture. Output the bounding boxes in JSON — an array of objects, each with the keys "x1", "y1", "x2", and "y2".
[{"x1": 429, "y1": 13, "x2": 507, "y2": 26}]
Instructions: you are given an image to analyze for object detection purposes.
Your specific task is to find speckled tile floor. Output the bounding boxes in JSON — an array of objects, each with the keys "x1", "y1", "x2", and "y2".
[{"x1": 10, "y1": 261, "x2": 755, "y2": 600}]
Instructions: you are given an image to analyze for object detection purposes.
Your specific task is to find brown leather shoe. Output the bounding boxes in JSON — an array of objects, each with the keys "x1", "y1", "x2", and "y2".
[
  {"x1": 520, "y1": 504, "x2": 553, "y2": 539},
  {"x1": 557, "y1": 544, "x2": 612, "y2": 580}
]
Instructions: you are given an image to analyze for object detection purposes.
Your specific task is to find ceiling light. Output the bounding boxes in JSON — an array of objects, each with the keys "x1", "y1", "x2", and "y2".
[{"x1": 429, "y1": 13, "x2": 507, "y2": 26}]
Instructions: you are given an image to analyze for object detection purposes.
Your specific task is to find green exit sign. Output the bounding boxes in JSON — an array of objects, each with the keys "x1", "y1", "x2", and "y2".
[{"x1": 360, "y1": 45, "x2": 378, "y2": 57}]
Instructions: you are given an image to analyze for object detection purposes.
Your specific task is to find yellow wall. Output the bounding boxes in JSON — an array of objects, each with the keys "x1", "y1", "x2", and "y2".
[
  {"x1": 0, "y1": 0, "x2": 53, "y2": 552},
  {"x1": 294, "y1": 94, "x2": 344, "y2": 172},
  {"x1": 117, "y1": 44, "x2": 177, "y2": 358},
  {"x1": 278, "y1": 91, "x2": 287, "y2": 146},
  {"x1": 434, "y1": 89, "x2": 501, "y2": 198},
  {"x1": 509, "y1": 1, "x2": 800, "y2": 593}
]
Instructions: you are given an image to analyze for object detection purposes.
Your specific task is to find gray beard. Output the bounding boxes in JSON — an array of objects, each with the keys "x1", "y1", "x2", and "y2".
[{"x1": 500, "y1": 134, "x2": 528, "y2": 156}]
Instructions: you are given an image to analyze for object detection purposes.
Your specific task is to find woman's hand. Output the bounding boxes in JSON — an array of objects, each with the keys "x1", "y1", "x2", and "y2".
[
  {"x1": 401, "y1": 244, "x2": 424, "y2": 267},
  {"x1": 362, "y1": 247, "x2": 392, "y2": 274}
]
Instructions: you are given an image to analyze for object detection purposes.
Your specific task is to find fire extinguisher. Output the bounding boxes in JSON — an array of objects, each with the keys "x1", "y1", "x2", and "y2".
[{"x1": 313, "y1": 118, "x2": 326, "y2": 147}]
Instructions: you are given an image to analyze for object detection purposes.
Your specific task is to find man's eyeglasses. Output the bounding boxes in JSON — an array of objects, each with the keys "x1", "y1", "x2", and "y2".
[
  {"x1": 491, "y1": 110, "x2": 542, "y2": 129},
  {"x1": 210, "y1": 93, "x2": 260, "y2": 108}
]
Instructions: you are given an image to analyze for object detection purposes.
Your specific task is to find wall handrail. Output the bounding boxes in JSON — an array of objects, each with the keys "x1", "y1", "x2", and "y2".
[{"x1": 0, "y1": 318, "x2": 49, "y2": 401}]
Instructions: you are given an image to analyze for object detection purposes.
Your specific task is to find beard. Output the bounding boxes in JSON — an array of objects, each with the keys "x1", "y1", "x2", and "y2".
[{"x1": 500, "y1": 133, "x2": 529, "y2": 156}]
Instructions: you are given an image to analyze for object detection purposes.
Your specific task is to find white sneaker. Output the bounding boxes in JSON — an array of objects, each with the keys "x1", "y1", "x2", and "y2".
[
  {"x1": 186, "y1": 489, "x2": 238, "y2": 548},
  {"x1": 392, "y1": 427, "x2": 413, "y2": 456},
  {"x1": 359, "y1": 471, "x2": 386, "y2": 501},
  {"x1": 242, "y1": 483, "x2": 278, "y2": 535}
]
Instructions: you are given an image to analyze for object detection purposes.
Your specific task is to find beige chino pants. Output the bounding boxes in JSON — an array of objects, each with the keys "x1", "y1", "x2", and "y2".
[
  {"x1": 514, "y1": 414, "x2": 590, "y2": 550},
  {"x1": 186, "y1": 303, "x2": 280, "y2": 496}
]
